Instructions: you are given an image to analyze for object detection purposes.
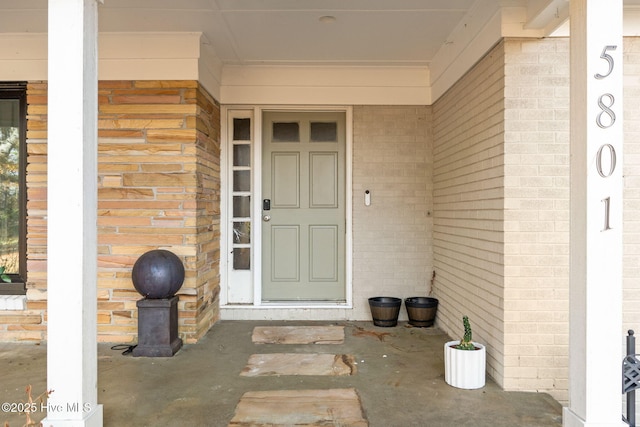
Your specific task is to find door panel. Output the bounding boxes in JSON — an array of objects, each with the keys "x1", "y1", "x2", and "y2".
[
  {"x1": 271, "y1": 226, "x2": 299, "y2": 281},
  {"x1": 272, "y1": 153, "x2": 300, "y2": 208},
  {"x1": 310, "y1": 153, "x2": 338, "y2": 208},
  {"x1": 309, "y1": 225, "x2": 338, "y2": 281},
  {"x1": 262, "y1": 111, "x2": 345, "y2": 301}
]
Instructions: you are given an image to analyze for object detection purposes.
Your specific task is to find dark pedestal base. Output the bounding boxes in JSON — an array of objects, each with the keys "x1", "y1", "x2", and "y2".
[{"x1": 133, "y1": 296, "x2": 182, "y2": 357}]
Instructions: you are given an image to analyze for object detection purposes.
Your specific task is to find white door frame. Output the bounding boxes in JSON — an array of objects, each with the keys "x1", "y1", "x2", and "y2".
[{"x1": 220, "y1": 105, "x2": 353, "y2": 313}]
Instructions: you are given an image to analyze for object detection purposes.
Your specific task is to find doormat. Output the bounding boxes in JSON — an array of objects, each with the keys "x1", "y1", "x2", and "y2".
[
  {"x1": 241, "y1": 353, "x2": 357, "y2": 377},
  {"x1": 228, "y1": 388, "x2": 368, "y2": 427},
  {"x1": 251, "y1": 326, "x2": 345, "y2": 344}
]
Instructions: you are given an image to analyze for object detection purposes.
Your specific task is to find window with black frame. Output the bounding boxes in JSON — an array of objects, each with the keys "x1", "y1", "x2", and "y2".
[{"x1": 0, "y1": 82, "x2": 26, "y2": 293}]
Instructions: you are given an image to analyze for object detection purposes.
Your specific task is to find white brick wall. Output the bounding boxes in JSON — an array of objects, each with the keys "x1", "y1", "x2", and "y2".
[
  {"x1": 434, "y1": 36, "x2": 640, "y2": 405},
  {"x1": 352, "y1": 106, "x2": 433, "y2": 320},
  {"x1": 432, "y1": 38, "x2": 571, "y2": 402},
  {"x1": 432, "y1": 41, "x2": 507, "y2": 387},
  {"x1": 501, "y1": 38, "x2": 571, "y2": 403}
]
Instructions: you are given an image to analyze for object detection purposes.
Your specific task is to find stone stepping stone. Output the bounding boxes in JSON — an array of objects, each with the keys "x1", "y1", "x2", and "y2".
[
  {"x1": 228, "y1": 388, "x2": 368, "y2": 427},
  {"x1": 241, "y1": 353, "x2": 357, "y2": 377},
  {"x1": 251, "y1": 325, "x2": 345, "y2": 344}
]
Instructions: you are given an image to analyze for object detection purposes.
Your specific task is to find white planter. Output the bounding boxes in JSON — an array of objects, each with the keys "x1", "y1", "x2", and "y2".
[{"x1": 444, "y1": 340, "x2": 486, "y2": 389}]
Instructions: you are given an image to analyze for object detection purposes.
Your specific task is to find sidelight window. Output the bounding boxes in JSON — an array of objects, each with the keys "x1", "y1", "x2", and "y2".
[{"x1": 231, "y1": 115, "x2": 252, "y2": 270}]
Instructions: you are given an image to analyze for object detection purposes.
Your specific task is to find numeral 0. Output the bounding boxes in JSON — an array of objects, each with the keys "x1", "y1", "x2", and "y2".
[{"x1": 596, "y1": 143, "x2": 617, "y2": 178}]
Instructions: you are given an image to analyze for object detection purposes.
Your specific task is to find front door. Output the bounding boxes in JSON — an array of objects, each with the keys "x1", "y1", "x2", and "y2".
[{"x1": 261, "y1": 111, "x2": 346, "y2": 301}]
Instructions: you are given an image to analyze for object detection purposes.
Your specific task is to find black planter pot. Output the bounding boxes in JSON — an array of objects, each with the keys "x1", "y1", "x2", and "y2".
[
  {"x1": 405, "y1": 297, "x2": 439, "y2": 327},
  {"x1": 368, "y1": 297, "x2": 402, "y2": 327}
]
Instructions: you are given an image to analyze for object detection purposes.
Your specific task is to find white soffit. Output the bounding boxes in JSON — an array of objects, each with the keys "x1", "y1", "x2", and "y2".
[
  {"x1": 523, "y1": 0, "x2": 570, "y2": 33},
  {"x1": 429, "y1": 0, "x2": 503, "y2": 103}
]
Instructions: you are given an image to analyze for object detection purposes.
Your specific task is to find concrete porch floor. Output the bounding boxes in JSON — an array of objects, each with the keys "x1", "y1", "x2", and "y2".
[{"x1": 0, "y1": 321, "x2": 563, "y2": 426}]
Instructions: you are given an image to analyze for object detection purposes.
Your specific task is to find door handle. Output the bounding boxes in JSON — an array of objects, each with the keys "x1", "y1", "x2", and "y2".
[{"x1": 262, "y1": 215, "x2": 271, "y2": 222}]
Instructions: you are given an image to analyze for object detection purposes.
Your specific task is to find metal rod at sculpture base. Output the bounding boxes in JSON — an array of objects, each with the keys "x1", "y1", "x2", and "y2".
[
  {"x1": 623, "y1": 330, "x2": 637, "y2": 427},
  {"x1": 133, "y1": 296, "x2": 182, "y2": 357}
]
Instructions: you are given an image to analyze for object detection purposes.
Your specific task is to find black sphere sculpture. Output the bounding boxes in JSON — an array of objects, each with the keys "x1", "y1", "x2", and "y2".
[{"x1": 132, "y1": 249, "x2": 185, "y2": 299}]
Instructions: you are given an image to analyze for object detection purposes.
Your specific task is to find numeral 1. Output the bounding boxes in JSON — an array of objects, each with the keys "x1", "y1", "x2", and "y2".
[{"x1": 601, "y1": 197, "x2": 611, "y2": 231}]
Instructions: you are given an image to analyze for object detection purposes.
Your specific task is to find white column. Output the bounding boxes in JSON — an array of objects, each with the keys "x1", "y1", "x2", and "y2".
[
  {"x1": 44, "y1": 0, "x2": 103, "y2": 425},
  {"x1": 565, "y1": 1, "x2": 624, "y2": 426}
]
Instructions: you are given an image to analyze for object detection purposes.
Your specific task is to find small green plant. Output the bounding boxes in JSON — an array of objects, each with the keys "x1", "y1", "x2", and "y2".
[
  {"x1": 455, "y1": 315, "x2": 476, "y2": 350},
  {"x1": 0, "y1": 266, "x2": 10, "y2": 283}
]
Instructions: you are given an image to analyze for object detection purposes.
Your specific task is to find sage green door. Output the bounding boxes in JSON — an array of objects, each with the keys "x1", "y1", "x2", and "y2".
[{"x1": 262, "y1": 111, "x2": 346, "y2": 301}]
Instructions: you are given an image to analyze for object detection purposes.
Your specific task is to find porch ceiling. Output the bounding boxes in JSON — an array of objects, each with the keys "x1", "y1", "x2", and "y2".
[
  {"x1": 0, "y1": 0, "x2": 577, "y2": 67},
  {"x1": 0, "y1": 0, "x2": 640, "y2": 77}
]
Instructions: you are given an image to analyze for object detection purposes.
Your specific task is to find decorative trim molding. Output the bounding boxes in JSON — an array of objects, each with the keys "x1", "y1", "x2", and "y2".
[{"x1": 219, "y1": 65, "x2": 430, "y2": 105}]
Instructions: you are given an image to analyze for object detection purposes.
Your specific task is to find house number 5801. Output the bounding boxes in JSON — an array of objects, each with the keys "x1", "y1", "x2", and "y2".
[{"x1": 595, "y1": 45, "x2": 618, "y2": 231}]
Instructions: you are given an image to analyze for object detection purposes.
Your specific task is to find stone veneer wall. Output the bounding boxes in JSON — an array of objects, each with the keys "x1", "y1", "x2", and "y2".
[{"x1": 0, "y1": 80, "x2": 220, "y2": 344}]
